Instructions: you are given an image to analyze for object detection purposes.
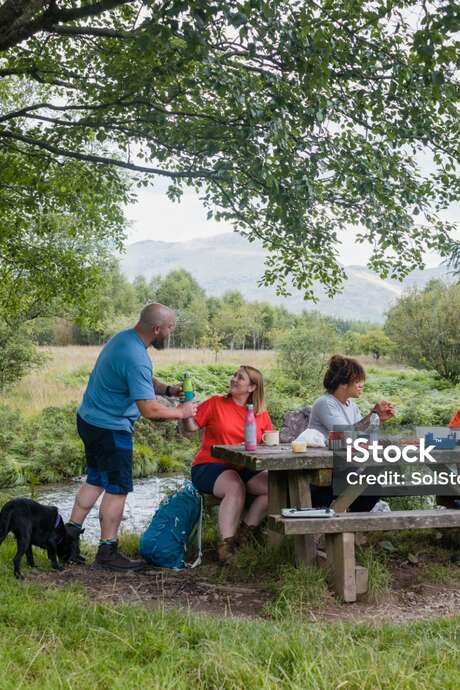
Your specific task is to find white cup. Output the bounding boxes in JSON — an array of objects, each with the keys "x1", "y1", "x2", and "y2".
[
  {"x1": 263, "y1": 430, "x2": 280, "y2": 446},
  {"x1": 291, "y1": 440, "x2": 307, "y2": 453}
]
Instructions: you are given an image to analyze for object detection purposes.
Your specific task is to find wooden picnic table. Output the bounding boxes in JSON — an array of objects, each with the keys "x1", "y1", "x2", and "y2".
[
  {"x1": 211, "y1": 442, "x2": 460, "y2": 602},
  {"x1": 212, "y1": 443, "x2": 333, "y2": 566}
]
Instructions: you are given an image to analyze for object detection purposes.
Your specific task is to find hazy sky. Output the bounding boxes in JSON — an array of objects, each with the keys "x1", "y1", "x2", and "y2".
[{"x1": 125, "y1": 185, "x2": 460, "y2": 268}]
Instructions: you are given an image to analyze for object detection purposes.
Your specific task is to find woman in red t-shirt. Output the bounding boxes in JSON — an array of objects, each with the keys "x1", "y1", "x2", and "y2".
[{"x1": 183, "y1": 365, "x2": 272, "y2": 563}]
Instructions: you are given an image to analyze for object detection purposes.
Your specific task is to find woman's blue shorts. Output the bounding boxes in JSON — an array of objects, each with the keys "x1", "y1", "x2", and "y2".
[{"x1": 191, "y1": 463, "x2": 261, "y2": 495}]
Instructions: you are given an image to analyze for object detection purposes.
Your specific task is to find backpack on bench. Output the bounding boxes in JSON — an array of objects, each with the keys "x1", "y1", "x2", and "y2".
[{"x1": 139, "y1": 480, "x2": 202, "y2": 570}]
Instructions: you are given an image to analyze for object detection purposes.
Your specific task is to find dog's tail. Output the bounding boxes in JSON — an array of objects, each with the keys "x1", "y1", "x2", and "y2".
[{"x1": 0, "y1": 502, "x2": 13, "y2": 546}]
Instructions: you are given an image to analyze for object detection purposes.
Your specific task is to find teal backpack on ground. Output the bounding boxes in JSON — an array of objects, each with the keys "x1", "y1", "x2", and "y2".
[{"x1": 139, "y1": 480, "x2": 202, "y2": 570}]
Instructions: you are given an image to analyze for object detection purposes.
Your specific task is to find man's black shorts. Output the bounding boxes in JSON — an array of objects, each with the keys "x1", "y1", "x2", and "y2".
[{"x1": 77, "y1": 415, "x2": 133, "y2": 494}]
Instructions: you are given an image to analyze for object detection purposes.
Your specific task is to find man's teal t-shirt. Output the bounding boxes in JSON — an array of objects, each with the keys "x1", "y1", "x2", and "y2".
[{"x1": 78, "y1": 329, "x2": 155, "y2": 432}]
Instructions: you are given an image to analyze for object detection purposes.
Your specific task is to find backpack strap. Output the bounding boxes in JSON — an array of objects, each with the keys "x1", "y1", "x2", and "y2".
[{"x1": 186, "y1": 493, "x2": 203, "y2": 569}]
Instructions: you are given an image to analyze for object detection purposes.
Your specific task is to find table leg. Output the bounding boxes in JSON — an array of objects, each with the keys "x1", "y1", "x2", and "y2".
[
  {"x1": 288, "y1": 471, "x2": 316, "y2": 567},
  {"x1": 325, "y1": 532, "x2": 356, "y2": 602},
  {"x1": 330, "y1": 483, "x2": 368, "y2": 513},
  {"x1": 267, "y1": 471, "x2": 288, "y2": 546}
]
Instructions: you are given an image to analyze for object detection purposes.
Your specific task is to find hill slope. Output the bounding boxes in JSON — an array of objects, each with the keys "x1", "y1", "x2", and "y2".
[{"x1": 119, "y1": 233, "x2": 449, "y2": 322}]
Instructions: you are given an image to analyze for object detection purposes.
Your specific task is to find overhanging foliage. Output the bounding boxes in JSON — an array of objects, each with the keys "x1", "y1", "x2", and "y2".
[{"x1": 1, "y1": 0, "x2": 459, "y2": 303}]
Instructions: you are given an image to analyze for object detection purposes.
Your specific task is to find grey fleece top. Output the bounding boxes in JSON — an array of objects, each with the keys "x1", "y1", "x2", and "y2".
[{"x1": 308, "y1": 393, "x2": 362, "y2": 439}]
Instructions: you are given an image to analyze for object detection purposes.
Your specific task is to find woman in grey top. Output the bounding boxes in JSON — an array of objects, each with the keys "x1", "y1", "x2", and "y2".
[
  {"x1": 309, "y1": 355, "x2": 394, "y2": 439},
  {"x1": 308, "y1": 355, "x2": 394, "y2": 511}
]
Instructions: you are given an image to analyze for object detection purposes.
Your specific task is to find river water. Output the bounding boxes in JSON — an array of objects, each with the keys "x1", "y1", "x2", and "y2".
[{"x1": 1, "y1": 475, "x2": 186, "y2": 543}]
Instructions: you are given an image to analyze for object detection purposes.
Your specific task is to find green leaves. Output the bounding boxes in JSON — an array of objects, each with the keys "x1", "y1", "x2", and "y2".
[
  {"x1": 0, "y1": 0, "x2": 459, "y2": 304},
  {"x1": 385, "y1": 281, "x2": 460, "y2": 383}
]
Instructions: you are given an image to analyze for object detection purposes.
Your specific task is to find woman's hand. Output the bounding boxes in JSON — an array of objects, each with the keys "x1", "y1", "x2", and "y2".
[{"x1": 373, "y1": 400, "x2": 395, "y2": 422}]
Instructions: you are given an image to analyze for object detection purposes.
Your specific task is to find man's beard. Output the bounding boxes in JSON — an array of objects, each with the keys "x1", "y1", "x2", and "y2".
[{"x1": 152, "y1": 335, "x2": 166, "y2": 350}]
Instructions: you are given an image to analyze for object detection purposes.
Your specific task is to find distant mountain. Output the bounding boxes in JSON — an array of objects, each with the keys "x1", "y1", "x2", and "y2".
[{"x1": 118, "y1": 233, "x2": 450, "y2": 323}]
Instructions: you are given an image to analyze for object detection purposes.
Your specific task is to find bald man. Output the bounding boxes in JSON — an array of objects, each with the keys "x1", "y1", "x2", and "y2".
[{"x1": 66, "y1": 303, "x2": 197, "y2": 571}]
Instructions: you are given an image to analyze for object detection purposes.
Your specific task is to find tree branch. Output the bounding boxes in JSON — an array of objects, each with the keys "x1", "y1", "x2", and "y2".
[
  {"x1": 0, "y1": 129, "x2": 218, "y2": 179},
  {"x1": 0, "y1": 0, "x2": 133, "y2": 51},
  {"x1": 48, "y1": 24, "x2": 130, "y2": 39}
]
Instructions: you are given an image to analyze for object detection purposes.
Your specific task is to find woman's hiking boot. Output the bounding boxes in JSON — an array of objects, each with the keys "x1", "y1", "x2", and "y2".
[
  {"x1": 64, "y1": 523, "x2": 86, "y2": 564},
  {"x1": 94, "y1": 542, "x2": 145, "y2": 572},
  {"x1": 217, "y1": 537, "x2": 237, "y2": 564},
  {"x1": 235, "y1": 522, "x2": 260, "y2": 548}
]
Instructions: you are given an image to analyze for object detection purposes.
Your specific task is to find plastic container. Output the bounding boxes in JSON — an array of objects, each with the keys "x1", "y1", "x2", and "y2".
[
  {"x1": 425, "y1": 431, "x2": 457, "y2": 449},
  {"x1": 369, "y1": 412, "x2": 380, "y2": 443}
]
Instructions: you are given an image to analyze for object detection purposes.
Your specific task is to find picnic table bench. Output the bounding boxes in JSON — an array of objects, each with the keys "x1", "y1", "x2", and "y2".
[{"x1": 211, "y1": 442, "x2": 460, "y2": 602}]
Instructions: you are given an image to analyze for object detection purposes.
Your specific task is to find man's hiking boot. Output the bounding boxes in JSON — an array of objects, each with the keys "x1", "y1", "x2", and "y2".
[
  {"x1": 65, "y1": 523, "x2": 86, "y2": 564},
  {"x1": 217, "y1": 536, "x2": 237, "y2": 564},
  {"x1": 94, "y1": 542, "x2": 145, "y2": 572}
]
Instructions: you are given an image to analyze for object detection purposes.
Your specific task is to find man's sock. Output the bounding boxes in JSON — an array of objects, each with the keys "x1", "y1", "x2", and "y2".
[
  {"x1": 99, "y1": 538, "x2": 117, "y2": 546},
  {"x1": 68, "y1": 520, "x2": 83, "y2": 530}
]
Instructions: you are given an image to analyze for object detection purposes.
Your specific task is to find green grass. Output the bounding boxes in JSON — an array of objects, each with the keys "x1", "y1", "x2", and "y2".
[
  {"x1": 0, "y1": 546, "x2": 459, "y2": 689},
  {"x1": 357, "y1": 547, "x2": 392, "y2": 598},
  {"x1": 1, "y1": 529, "x2": 460, "y2": 688},
  {"x1": 264, "y1": 565, "x2": 329, "y2": 618},
  {"x1": 425, "y1": 563, "x2": 460, "y2": 586}
]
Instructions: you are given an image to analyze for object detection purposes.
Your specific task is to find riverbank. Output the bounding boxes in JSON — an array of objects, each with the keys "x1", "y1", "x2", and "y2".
[{"x1": 0, "y1": 475, "x2": 186, "y2": 543}]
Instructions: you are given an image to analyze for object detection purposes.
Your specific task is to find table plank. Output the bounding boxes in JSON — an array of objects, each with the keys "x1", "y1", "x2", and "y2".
[
  {"x1": 212, "y1": 444, "x2": 333, "y2": 471},
  {"x1": 212, "y1": 443, "x2": 460, "y2": 472},
  {"x1": 269, "y1": 509, "x2": 460, "y2": 535}
]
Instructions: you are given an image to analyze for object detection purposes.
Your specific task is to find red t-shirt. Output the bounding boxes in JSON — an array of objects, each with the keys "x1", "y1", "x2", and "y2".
[{"x1": 192, "y1": 395, "x2": 273, "y2": 466}]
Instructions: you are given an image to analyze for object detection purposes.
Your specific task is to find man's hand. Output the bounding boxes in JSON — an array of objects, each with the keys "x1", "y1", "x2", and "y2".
[
  {"x1": 168, "y1": 383, "x2": 183, "y2": 397},
  {"x1": 178, "y1": 400, "x2": 198, "y2": 419},
  {"x1": 374, "y1": 400, "x2": 395, "y2": 422}
]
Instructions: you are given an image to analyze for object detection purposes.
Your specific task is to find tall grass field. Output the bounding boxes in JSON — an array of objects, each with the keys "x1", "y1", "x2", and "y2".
[{"x1": 2, "y1": 346, "x2": 276, "y2": 415}]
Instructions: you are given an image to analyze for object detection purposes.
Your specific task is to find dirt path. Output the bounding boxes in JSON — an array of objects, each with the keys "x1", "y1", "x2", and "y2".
[{"x1": 29, "y1": 562, "x2": 460, "y2": 625}]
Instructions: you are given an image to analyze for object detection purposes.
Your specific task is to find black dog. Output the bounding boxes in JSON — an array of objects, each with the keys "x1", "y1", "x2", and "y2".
[{"x1": 0, "y1": 498, "x2": 75, "y2": 579}]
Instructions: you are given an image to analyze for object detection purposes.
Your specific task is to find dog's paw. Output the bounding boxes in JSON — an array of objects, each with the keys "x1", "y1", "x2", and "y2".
[
  {"x1": 14, "y1": 572, "x2": 25, "y2": 581},
  {"x1": 53, "y1": 563, "x2": 65, "y2": 571}
]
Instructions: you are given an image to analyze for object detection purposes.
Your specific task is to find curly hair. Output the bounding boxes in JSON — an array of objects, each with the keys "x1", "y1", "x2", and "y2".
[{"x1": 323, "y1": 355, "x2": 365, "y2": 393}]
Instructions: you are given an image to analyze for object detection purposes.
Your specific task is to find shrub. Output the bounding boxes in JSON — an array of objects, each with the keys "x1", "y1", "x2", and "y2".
[
  {"x1": 385, "y1": 280, "x2": 460, "y2": 383},
  {"x1": 276, "y1": 314, "x2": 339, "y2": 398},
  {"x1": 0, "y1": 323, "x2": 46, "y2": 391}
]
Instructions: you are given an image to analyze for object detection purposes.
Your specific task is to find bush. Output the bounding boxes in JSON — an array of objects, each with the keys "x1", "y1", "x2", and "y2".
[
  {"x1": 0, "y1": 323, "x2": 46, "y2": 391},
  {"x1": 358, "y1": 367, "x2": 460, "y2": 430},
  {"x1": 276, "y1": 313, "x2": 339, "y2": 398},
  {"x1": 0, "y1": 403, "x2": 199, "y2": 489},
  {"x1": 385, "y1": 280, "x2": 460, "y2": 383}
]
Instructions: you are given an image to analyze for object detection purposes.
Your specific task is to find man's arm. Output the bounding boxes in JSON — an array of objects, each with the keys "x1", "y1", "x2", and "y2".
[
  {"x1": 153, "y1": 377, "x2": 183, "y2": 397},
  {"x1": 136, "y1": 399, "x2": 197, "y2": 420}
]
